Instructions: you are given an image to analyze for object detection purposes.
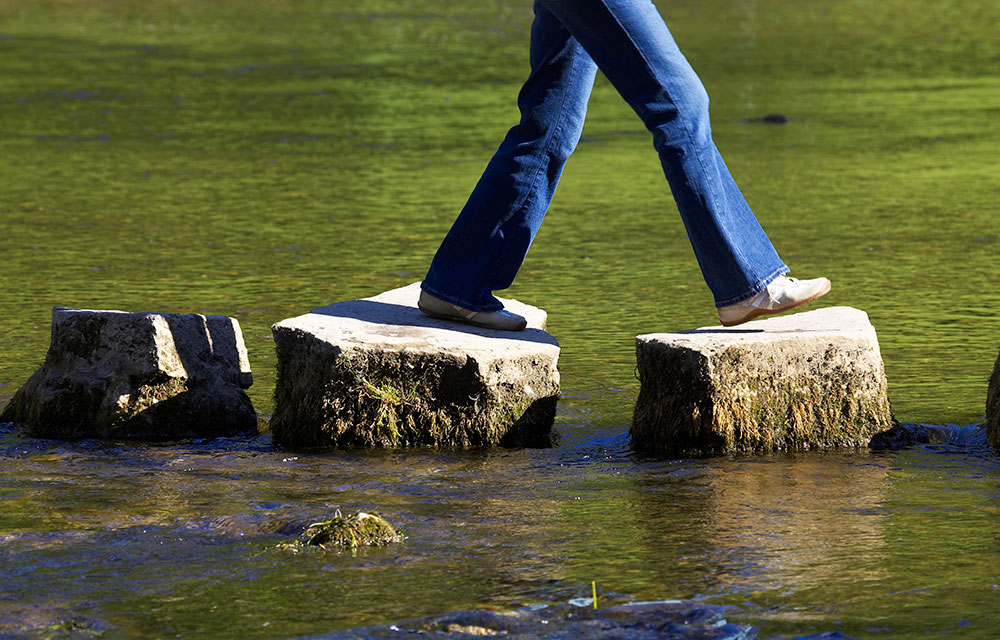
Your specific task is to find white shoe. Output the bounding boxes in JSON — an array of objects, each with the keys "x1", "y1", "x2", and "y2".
[
  {"x1": 417, "y1": 290, "x2": 527, "y2": 331},
  {"x1": 717, "y1": 275, "x2": 831, "y2": 327}
]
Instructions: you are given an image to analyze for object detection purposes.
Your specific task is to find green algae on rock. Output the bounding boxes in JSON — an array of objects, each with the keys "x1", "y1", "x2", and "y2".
[
  {"x1": 632, "y1": 307, "x2": 894, "y2": 456},
  {"x1": 280, "y1": 512, "x2": 404, "y2": 552},
  {"x1": 270, "y1": 283, "x2": 560, "y2": 448},
  {"x1": 1, "y1": 308, "x2": 256, "y2": 440}
]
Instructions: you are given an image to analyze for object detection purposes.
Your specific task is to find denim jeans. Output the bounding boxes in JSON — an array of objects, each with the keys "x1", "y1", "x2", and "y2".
[{"x1": 422, "y1": 0, "x2": 788, "y2": 311}]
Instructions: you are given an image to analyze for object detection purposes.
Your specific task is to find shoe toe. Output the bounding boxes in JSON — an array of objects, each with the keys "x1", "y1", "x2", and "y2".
[{"x1": 485, "y1": 310, "x2": 527, "y2": 331}]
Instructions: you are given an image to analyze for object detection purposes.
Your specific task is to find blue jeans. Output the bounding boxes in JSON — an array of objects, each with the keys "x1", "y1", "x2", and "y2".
[{"x1": 422, "y1": 0, "x2": 788, "y2": 311}]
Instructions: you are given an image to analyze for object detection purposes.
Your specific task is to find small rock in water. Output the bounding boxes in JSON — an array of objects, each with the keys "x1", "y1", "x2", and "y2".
[
  {"x1": 0, "y1": 308, "x2": 256, "y2": 440},
  {"x1": 0, "y1": 603, "x2": 115, "y2": 640},
  {"x1": 270, "y1": 282, "x2": 560, "y2": 448},
  {"x1": 632, "y1": 307, "x2": 893, "y2": 455},
  {"x1": 279, "y1": 511, "x2": 404, "y2": 552},
  {"x1": 869, "y1": 422, "x2": 988, "y2": 450}
]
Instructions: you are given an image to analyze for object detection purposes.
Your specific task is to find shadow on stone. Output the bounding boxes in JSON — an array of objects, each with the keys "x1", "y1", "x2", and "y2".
[
  {"x1": 988, "y1": 348, "x2": 1000, "y2": 451},
  {"x1": 499, "y1": 395, "x2": 559, "y2": 447},
  {"x1": 309, "y1": 299, "x2": 558, "y2": 347}
]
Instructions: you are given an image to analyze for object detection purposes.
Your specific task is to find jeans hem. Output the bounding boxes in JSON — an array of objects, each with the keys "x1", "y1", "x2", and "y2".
[
  {"x1": 713, "y1": 265, "x2": 788, "y2": 308},
  {"x1": 419, "y1": 281, "x2": 503, "y2": 313}
]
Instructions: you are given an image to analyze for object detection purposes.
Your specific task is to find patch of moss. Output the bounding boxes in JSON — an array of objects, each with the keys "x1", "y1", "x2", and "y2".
[
  {"x1": 279, "y1": 511, "x2": 404, "y2": 553},
  {"x1": 34, "y1": 617, "x2": 112, "y2": 639}
]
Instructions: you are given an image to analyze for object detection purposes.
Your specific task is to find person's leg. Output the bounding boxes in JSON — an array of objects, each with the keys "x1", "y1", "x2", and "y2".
[
  {"x1": 421, "y1": 3, "x2": 599, "y2": 312},
  {"x1": 541, "y1": 0, "x2": 788, "y2": 307}
]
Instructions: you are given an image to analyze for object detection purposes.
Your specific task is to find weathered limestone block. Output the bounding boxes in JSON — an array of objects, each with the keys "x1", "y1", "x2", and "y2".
[
  {"x1": 632, "y1": 306, "x2": 893, "y2": 455},
  {"x1": 988, "y1": 349, "x2": 1000, "y2": 450},
  {"x1": 270, "y1": 282, "x2": 560, "y2": 448},
  {"x1": 0, "y1": 308, "x2": 256, "y2": 439}
]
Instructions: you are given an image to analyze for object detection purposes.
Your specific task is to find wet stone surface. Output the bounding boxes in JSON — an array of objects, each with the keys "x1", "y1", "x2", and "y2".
[
  {"x1": 318, "y1": 601, "x2": 757, "y2": 639},
  {"x1": 869, "y1": 422, "x2": 989, "y2": 451}
]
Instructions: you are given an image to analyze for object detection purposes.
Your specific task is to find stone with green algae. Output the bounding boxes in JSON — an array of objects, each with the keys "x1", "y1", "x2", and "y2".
[
  {"x1": 279, "y1": 512, "x2": 404, "y2": 552},
  {"x1": 632, "y1": 306, "x2": 893, "y2": 456},
  {"x1": 270, "y1": 282, "x2": 560, "y2": 449}
]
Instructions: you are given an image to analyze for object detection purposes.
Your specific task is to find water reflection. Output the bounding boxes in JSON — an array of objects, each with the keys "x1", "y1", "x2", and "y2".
[{"x1": 697, "y1": 456, "x2": 890, "y2": 595}]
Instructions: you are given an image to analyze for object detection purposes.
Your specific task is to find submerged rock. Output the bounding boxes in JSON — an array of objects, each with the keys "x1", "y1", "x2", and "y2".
[
  {"x1": 270, "y1": 282, "x2": 560, "y2": 448},
  {"x1": 869, "y1": 422, "x2": 987, "y2": 450},
  {"x1": 0, "y1": 606, "x2": 115, "y2": 640},
  {"x1": 320, "y1": 600, "x2": 753, "y2": 639},
  {"x1": 632, "y1": 307, "x2": 893, "y2": 455},
  {"x1": 0, "y1": 308, "x2": 256, "y2": 439},
  {"x1": 279, "y1": 511, "x2": 404, "y2": 552},
  {"x1": 988, "y1": 349, "x2": 1000, "y2": 450}
]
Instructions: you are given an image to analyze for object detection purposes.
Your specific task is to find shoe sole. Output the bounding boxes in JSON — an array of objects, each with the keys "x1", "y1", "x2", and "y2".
[
  {"x1": 417, "y1": 302, "x2": 526, "y2": 332},
  {"x1": 719, "y1": 280, "x2": 832, "y2": 327}
]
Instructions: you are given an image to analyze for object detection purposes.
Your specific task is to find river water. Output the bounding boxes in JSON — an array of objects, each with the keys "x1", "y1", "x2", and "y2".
[{"x1": 1, "y1": 0, "x2": 998, "y2": 638}]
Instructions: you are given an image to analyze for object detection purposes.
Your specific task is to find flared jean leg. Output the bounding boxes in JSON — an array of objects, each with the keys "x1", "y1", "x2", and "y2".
[
  {"x1": 537, "y1": 0, "x2": 787, "y2": 306},
  {"x1": 421, "y1": 6, "x2": 599, "y2": 312}
]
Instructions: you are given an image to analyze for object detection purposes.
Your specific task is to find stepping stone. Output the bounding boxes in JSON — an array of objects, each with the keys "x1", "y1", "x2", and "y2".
[
  {"x1": 270, "y1": 283, "x2": 560, "y2": 448},
  {"x1": 631, "y1": 306, "x2": 893, "y2": 455},
  {"x1": 988, "y1": 349, "x2": 1000, "y2": 450},
  {"x1": 1, "y1": 308, "x2": 256, "y2": 439}
]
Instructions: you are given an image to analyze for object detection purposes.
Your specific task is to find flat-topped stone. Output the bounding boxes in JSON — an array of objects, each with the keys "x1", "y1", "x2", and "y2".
[
  {"x1": 632, "y1": 306, "x2": 893, "y2": 455},
  {"x1": 0, "y1": 308, "x2": 256, "y2": 439},
  {"x1": 988, "y1": 349, "x2": 1000, "y2": 450},
  {"x1": 270, "y1": 282, "x2": 560, "y2": 448}
]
